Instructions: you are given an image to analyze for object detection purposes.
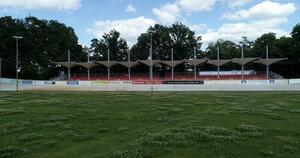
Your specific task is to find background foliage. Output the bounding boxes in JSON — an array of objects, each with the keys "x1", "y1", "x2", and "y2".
[{"x1": 0, "y1": 16, "x2": 299, "y2": 79}]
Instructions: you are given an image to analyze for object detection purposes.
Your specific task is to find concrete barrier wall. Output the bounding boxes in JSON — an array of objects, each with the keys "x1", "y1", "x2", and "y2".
[
  {"x1": 79, "y1": 81, "x2": 92, "y2": 85},
  {"x1": 92, "y1": 81, "x2": 108, "y2": 86},
  {"x1": 289, "y1": 79, "x2": 300, "y2": 84},
  {"x1": 1, "y1": 78, "x2": 300, "y2": 87},
  {"x1": 205, "y1": 80, "x2": 241, "y2": 85},
  {"x1": 55, "y1": 81, "x2": 67, "y2": 85}
]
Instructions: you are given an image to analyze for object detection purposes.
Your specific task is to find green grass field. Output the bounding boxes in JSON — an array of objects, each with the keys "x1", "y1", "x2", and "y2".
[{"x1": 0, "y1": 92, "x2": 300, "y2": 158}]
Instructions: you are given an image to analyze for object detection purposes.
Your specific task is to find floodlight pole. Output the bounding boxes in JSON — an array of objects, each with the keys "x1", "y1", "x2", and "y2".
[
  {"x1": 13, "y1": 36, "x2": 22, "y2": 92},
  {"x1": 241, "y1": 45, "x2": 244, "y2": 79},
  {"x1": 68, "y1": 50, "x2": 71, "y2": 80},
  {"x1": 0, "y1": 58, "x2": 2, "y2": 90},
  {"x1": 87, "y1": 51, "x2": 90, "y2": 80},
  {"x1": 171, "y1": 48, "x2": 174, "y2": 80},
  {"x1": 217, "y1": 46, "x2": 220, "y2": 79},
  {"x1": 149, "y1": 31, "x2": 154, "y2": 80},
  {"x1": 266, "y1": 45, "x2": 269, "y2": 79},
  {"x1": 194, "y1": 47, "x2": 197, "y2": 79},
  {"x1": 128, "y1": 50, "x2": 131, "y2": 80},
  {"x1": 108, "y1": 49, "x2": 110, "y2": 80}
]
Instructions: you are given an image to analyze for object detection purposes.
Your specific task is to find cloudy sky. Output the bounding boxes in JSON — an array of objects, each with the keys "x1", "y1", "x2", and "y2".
[{"x1": 0, "y1": 0, "x2": 299, "y2": 48}]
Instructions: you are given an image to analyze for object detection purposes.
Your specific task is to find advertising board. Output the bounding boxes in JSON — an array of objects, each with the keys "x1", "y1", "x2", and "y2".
[
  {"x1": 67, "y1": 81, "x2": 79, "y2": 86},
  {"x1": 163, "y1": 80, "x2": 204, "y2": 84}
]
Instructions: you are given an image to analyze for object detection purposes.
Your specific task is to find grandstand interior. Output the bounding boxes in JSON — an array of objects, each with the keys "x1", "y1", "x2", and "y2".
[
  {"x1": 69, "y1": 72, "x2": 269, "y2": 81},
  {"x1": 54, "y1": 58, "x2": 286, "y2": 81}
]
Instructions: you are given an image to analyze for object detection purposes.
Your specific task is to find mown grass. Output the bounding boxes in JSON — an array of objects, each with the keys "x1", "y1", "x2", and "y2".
[{"x1": 0, "y1": 92, "x2": 300, "y2": 158}]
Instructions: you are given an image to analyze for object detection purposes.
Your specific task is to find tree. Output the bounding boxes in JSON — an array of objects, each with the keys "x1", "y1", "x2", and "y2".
[
  {"x1": 90, "y1": 30, "x2": 129, "y2": 61},
  {"x1": 291, "y1": 23, "x2": 300, "y2": 40},
  {"x1": 252, "y1": 33, "x2": 277, "y2": 58},
  {"x1": 0, "y1": 16, "x2": 84, "y2": 79},
  {"x1": 131, "y1": 23, "x2": 201, "y2": 74},
  {"x1": 205, "y1": 39, "x2": 240, "y2": 59},
  {"x1": 239, "y1": 36, "x2": 254, "y2": 57},
  {"x1": 170, "y1": 23, "x2": 201, "y2": 60},
  {"x1": 131, "y1": 24, "x2": 172, "y2": 62}
]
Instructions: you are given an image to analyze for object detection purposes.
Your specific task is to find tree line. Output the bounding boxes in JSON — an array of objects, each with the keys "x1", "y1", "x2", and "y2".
[{"x1": 0, "y1": 16, "x2": 299, "y2": 79}]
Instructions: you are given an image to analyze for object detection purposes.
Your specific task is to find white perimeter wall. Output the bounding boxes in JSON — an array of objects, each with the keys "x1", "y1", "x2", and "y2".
[{"x1": 1, "y1": 78, "x2": 300, "y2": 91}]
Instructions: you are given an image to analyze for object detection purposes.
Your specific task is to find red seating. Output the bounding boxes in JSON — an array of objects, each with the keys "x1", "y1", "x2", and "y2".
[{"x1": 71, "y1": 72, "x2": 268, "y2": 81}]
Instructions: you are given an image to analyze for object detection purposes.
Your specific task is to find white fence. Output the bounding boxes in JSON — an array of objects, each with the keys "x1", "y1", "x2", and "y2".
[
  {"x1": 1, "y1": 77, "x2": 300, "y2": 86},
  {"x1": 1, "y1": 77, "x2": 300, "y2": 91},
  {"x1": 199, "y1": 70, "x2": 255, "y2": 76}
]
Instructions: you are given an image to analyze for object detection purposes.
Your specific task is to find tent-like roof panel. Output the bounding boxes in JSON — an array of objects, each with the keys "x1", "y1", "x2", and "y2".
[
  {"x1": 94, "y1": 61, "x2": 118, "y2": 68},
  {"x1": 184, "y1": 59, "x2": 208, "y2": 66},
  {"x1": 232, "y1": 58, "x2": 258, "y2": 66},
  {"x1": 161, "y1": 60, "x2": 184, "y2": 67},
  {"x1": 76, "y1": 62, "x2": 98, "y2": 69},
  {"x1": 254, "y1": 58, "x2": 287, "y2": 66},
  {"x1": 137, "y1": 60, "x2": 161, "y2": 67},
  {"x1": 207, "y1": 60, "x2": 232, "y2": 67},
  {"x1": 118, "y1": 62, "x2": 140, "y2": 68}
]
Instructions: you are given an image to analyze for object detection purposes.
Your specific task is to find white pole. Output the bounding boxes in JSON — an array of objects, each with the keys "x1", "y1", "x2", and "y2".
[
  {"x1": 68, "y1": 50, "x2": 71, "y2": 80},
  {"x1": 150, "y1": 33, "x2": 153, "y2": 80},
  {"x1": 266, "y1": 45, "x2": 269, "y2": 79},
  {"x1": 194, "y1": 47, "x2": 197, "y2": 79},
  {"x1": 241, "y1": 45, "x2": 244, "y2": 79},
  {"x1": 128, "y1": 50, "x2": 131, "y2": 80},
  {"x1": 108, "y1": 49, "x2": 110, "y2": 80},
  {"x1": 217, "y1": 46, "x2": 220, "y2": 79},
  {"x1": 16, "y1": 38, "x2": 19, "y2": 91},
  {"x1": 0, "y1": 58, "x2": 2, "y2": 90},
  {"x1": 171, "y1": 48, "x2": 174, "y2": 80},
  {"x1": 13, "y1": 36, "x2": 22, "y2": 92},
  {"x1": 87, "y1": 51, "x2": 90, "y2": 80}
]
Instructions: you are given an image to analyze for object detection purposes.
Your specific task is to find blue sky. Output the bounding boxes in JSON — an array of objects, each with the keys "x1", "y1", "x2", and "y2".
[{"x1": 0, "y1": 0, "x2": 299, "y2": 48}]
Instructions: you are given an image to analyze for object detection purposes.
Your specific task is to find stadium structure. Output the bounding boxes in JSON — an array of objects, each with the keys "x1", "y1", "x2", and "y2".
[
  {"x1": 1, "y1": 46, "x2": 300, "y2": 92},
  {"x1": 53, "y1": 46, "x2": 287, "y2": 82}
]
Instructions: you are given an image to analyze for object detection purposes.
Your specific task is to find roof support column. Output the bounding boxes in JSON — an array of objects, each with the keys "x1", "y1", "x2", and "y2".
[
  {"x1": 107, "y1": 49, "x2": 110, "y2": 80},
  {"x1": 171, "y1": 48, "x2": 174, "y2": 80},
  {"x1": 87, "y1": 51, "x2": 90, "y2": 80},
  {"x1": 266, "y1": 45, "x2": 269, "y2": 79},
  {"x1": 149, "y1": 32, "x2": 153, "y2": 80},
  {"x1": 194, "y1": 47, "x2": 197, "y2": 79},
  {"x1": 241, "y1": 45, "x2": 244, "y2": 79},
  {"x1": 68, "y1": 50, "x2": 71, "y2": 80},
  {"x1": 128, "y1": 50, "x2": 131, "y2": 80},
  {"x1": 217, "y1": 47, "x2": 220, "y2": 79}
]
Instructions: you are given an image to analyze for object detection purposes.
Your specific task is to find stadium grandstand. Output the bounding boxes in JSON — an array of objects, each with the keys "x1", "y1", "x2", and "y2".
[{"x1": 53, "y1": 46, "x2": 287, "y2": 82}]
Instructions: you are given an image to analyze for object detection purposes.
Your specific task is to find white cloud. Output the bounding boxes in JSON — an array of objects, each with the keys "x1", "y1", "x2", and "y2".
[
  {"x1": 176, "y1": 0, "x2": 216, "y2": 12},
  {"x1": 201, "y1": 18, "x2": 289, "y2": 48},
  {"x1": 153, "y1": 3, "x2": 181, "y2": 25},
  {"x1": 126, "y1": 4, "x2": 136, "y2": 13},
  {"x1": 223, "y1": 1, "x2": 296, "y2": 20},
  {"x1": 198, "y1": 1, "x2": 296, "y2": 49},
  {"x1": 189, "y1": 24, "x2": 209, "y2": 33},
  {"x1": 152, "y1": 0, "x2": 217, "y2": 24},
  {"x1": 223, "y1": 0, "x2": 251, "y2": 8},
  {"x1": 87, "y1": 17, "x2": 156, "y2": 46},
  {"x1": 0, "y1": 0, "x2": 81, "y2": 11}
]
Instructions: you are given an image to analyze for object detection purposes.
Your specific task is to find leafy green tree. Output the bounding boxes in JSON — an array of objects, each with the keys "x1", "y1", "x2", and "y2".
[
  {"x1": 0, "y1": 16, "x2": 84, "y2": 79},
  {"x1": 130, "y1": 24, "x2": 172, "y2": 61},
  {"x1": 252, "y1": 33, "x2": 278, "y2": 58},
  {"x1": 90, "y1": 30, "x2": 129, "y2": 61},
  {"x1": 131, "y1": 23, "x2": 201, "y2": 74},
  {"x1": 170, "y1": 23, "x2": 201, "y2": 60},
  {"x1": 291, "y1": 23, "x2": 300, "y2": 40},
  {"x1": 239, "y1": 36, "x2": 255, "y2": 57},
  {"x1": 205, "y1": 39, "x2": 240, "y2": 59}
]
